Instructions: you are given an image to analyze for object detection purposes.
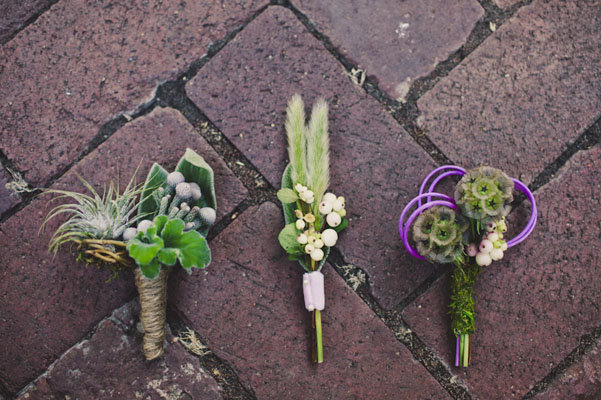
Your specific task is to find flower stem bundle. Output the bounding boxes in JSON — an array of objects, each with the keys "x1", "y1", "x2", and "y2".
[
  {"x1": 43, "y1": 149, "x2": 217, "y2": 360},
  {"x1": 399, "y1": 165, "x2": 537, "y2": 367},
  {"x1": 277, "y1": 95, "x2": 348, "y2": 363}
]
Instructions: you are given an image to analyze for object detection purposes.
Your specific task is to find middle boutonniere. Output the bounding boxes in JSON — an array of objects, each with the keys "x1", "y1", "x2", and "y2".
[{"x1": 277, "y1": 95, "x2": 349, "y2": 364}]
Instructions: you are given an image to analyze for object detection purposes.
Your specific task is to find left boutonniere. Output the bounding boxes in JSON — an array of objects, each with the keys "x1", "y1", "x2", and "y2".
[{"x1": 277, "y1": 95, "x2": 349, "y2": 364}]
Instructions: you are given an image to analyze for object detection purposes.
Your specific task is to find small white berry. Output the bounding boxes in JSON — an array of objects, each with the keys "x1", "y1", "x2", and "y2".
[
  {"x1": 500, "y1": 242, "x2": 508, "y2": 251},
  {"x1": 337, "y1": 209, "x2": 347, "y2": 217},
  {"x1": 175, "y1": 182, "x2": 192, "y2": 199},
  {"x1": 488, "y1": 232, "x2": 499, "y2": 242},
  {"x1": 326, "y1": 212, "x2": 342, "y2": 227},
  {"x1": 296, "y1": 219, "x2": 306, "y2": 230},
  {"x1": 466, "y1": 243, "x2": 478, "y2": 257},
  {"x1": 311, "y1": 248, "x2": 324, "y2": 261},
  {"x1": 199, "y1": 207, "x2": 217, "y2": 225},
  {"x1": 137, "y1": 219, "x2": 153, "y2": 233},
  {"x1": 485, "y1": 221, "x2": 497, "y2": 232},
  {"x1": 332, "y1": 199, "x2": 344, "y2": 212},
  {"x1": 295, "y1": 183, "x2": 305, "y2": 193},
  {"x1": 305, "y1": 244, "x2": 315, "y2": 254},
  {"x1": 476, "y1": 252, "x2": 492, "y2": 266},
  {"x1": 323, "y1": 192, "x2": 336, "y2": 204},
  {"x1": 321, "y1": 229, "x2": 338, "y2": 247},
  {"x1": 307, "y1": 235, "x2": 316, "y2": 245},
  {"x1": 319, "y1": 201, "x2": 333, "y2": 215},
  {"x1": 122, "y1": 227, "x2": 138, "y2": 241},
  {"x1": 189, "y1": 182, "x2": 202, "y2": 201},
  {"x1": 314, "y1": 239, "x2": 324, "y2": 249},
  {"x1": 297, "y1": 234, "x2": 308, "y2": 244},
  {"x1": 491, "y1": 248, "x2": 504, "y2": 261},
  {"x1": 295, "y1": 209, "x2": 303, "y2": 219},
  {"x1": 479, "y1": 239, "x2": 493, "y2": 254},
  {"x1": 167, "y1": 171, "x2": 185, "y2": 187},
  {"x1": 303, "y1": 213, "x2": 316, "y2": 223}
]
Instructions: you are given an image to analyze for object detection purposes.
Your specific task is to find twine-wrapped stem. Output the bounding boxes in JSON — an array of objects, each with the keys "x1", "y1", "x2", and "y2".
[{"x1": 134, "y1": 267, "x2": 169, "y2": 360}]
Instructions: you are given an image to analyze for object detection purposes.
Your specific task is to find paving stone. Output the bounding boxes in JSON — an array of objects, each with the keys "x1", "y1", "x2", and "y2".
[
  {"x1": 417, "y1": 0, "x2": 601, "y2": 184},
  {"x1": 0, "y1": 107, "x2": 246, "y2": 394},
  {"x1": 534, "y1": 337, "x2": 601, "y2": 400},
  {"x1": 17, "y1": 301, "x2": 222, "y2": 400},
  {"x1": 402, "y1": 147, "x2": 601, "y2": 398},
  {"x1": 291, "y1": 0, "x2": 483, "y2": 101},
  {"x1": 0, "y1": 167, "x2": 20, "y2": 215},
  {"x1": 170, "y1": 202, "x2": 450, "y2": 399},
  {"x1": 0, "y1": 0, "x2": 267, "y2": 186},
  {"x1": 0, "y1": 0, "x2": 54, "y2": 44},
  {"x1": 187, "y1": 6, "x2": 440, "y2": 309}
]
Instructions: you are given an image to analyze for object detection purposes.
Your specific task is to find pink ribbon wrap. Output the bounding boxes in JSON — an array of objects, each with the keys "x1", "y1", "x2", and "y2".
[{"x1": 302, "y1": 271, "x2": 325, "y2": 311}]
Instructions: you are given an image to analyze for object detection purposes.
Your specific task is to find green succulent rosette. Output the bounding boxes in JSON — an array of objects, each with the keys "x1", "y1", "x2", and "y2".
[
  {"x1": 412, "y1": 206, "x2": 468, "y2": 264},
  {"x1": 454, "y1": 166, "x2": 513, "y2": 224}
]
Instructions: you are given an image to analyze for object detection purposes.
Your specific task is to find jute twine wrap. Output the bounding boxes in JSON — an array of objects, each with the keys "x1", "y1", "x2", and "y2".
[{"x1": 134, "y1": 267, "x2": 169, "y2": 360}]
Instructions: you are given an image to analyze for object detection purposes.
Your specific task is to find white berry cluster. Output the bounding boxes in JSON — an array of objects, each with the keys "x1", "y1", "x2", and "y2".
[
  {"x1": 466, "y1": 217, "x2": 508, "y2": 267},
  {"x1": 295, "y1": 183, "x2": 315, "y2": 204},
  {"x1": 318, "y1": 192, "x2": 346, "y2": 228},
  {"x1": 122, "y1": 171, "x2": 216, "y2": 240}
]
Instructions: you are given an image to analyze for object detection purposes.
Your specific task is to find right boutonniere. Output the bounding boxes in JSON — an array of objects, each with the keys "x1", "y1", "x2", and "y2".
[{"x1": 277, "y1": 95, "x2": 349, "y2": 364}]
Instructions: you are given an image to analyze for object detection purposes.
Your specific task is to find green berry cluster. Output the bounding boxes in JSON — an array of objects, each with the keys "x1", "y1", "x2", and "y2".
[
  {"x1": 412, "y1": 206, "x2": 468, "y2": 263},
  {"x1": 454, "y1": 166, "x2": 513, "y2": 224}
]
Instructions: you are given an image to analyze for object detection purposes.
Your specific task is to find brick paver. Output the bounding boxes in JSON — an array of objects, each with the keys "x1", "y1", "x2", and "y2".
[
  {"x1": 187, "y1": 6, "x2": 440, "y2": 309},
  {"x1": 17, "y1": 301, "x2": 222, "y2": 400},
  {"x1": 0, "y1": 0, "x2": 54, "y2": 44},
  {"x1": 0, "y1": 167, "x2": 19, "y2": 215},
  {"x1": 493, "y1": 0, "x2": 521, "y2": 8},
  {"x1": 402, "y1": 147, "x2": 601, "y2": 398},
  {"x1": 417, "y1": 0, "x2": 601, "y2": 184},
  {"x1": 291, "y1": 0, "x2": 484, "y2": 100},
  {"x1": 534, "y1": 337, "x2": 601, "y2": 399},
  {"x1": 171, "y1": 202, "x2": 450, "y2": 399},
  {"x1": 0, "y1": 107, "x2": 246, "y2": 394},
  {"x1": 0, "y1": 0, "x2": 267, "y2": 186}
]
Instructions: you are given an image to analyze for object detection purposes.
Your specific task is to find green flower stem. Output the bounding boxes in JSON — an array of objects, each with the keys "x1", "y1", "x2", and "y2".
[
  {"x1": 450, "y1": 259, "x2": 480, "y2": 367},
  {"x1": 460, "y1": 334, "x2": 470, "y2": 367},
  {"x1": 310, "y1": 258, "x2": 324, "y2": 364}
]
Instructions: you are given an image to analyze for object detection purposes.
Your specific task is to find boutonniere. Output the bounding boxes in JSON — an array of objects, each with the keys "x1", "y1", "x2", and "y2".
[
  {"x1": 43, "y1": 149, "x2": 216, "y2": 360},
  {"x1": 399, "y1": 165, "x2": 537, "y2": 366},
  {"x1": 277, "y1": 95, "x2": 348, "y2": 363}
]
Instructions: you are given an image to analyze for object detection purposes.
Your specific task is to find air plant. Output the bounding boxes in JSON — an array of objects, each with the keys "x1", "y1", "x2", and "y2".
[{"x1": 277, "y1": 95, "x2": 349, "y2": 363}]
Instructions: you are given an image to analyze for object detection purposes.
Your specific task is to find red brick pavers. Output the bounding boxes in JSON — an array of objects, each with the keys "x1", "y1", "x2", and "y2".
[
  {"x1": 291, "y1": 0, "x2": 484, "y2": 100},
  {"x1": 187, "y1": 6, "x2": 441, "y2": 309},
  {"x1": 0, "y1": 108, "x2": 246, "y2": 394},
  {"x1": 418, "y1": 0, "x2": 601, "y2": 184},
  {"x1": 17, "y1": 301, "x2": 223, "y2": 400},
  {"x1": 534, "y1": 337, "x2": 601, "y2": 399},
  {"x1": 0, "y1": 0, "x2": 54, "y2": 44},
  {"x1": 403, "y1": 147, "x2": 601, "y2": 398},
  {"x1": 171, "y1": 202, "x2": 451, "y2": 399},
  {"x1": 0, "y1": 0, "x2": 267, "y2": 186}
]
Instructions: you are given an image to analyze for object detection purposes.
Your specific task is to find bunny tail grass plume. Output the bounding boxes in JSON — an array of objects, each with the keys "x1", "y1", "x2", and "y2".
[
  {"x1": 307, "y1": 98, "x2": 330, "y2": 203},
  {"x1": 285, "y1": 94, "x2": 307, "y2": 185}
]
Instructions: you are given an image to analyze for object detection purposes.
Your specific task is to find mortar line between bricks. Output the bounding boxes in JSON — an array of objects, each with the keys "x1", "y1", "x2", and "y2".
[
  {"x1": 0, "y1": 0, "x2": 61, "y2": 47},
  {"x1": 523, "y1": 324, "x2": 601, "y2": 399},
  {"x1": 0, "y1": 3, "x2": 272, "y2": 225},
  {"x1": 167, "y1": 310, "x2": 258, "y2": 400}
]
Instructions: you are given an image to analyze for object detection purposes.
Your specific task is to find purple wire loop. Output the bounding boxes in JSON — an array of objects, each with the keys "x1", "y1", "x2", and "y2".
[
  {"x1": 418, "y1": 165, "x2": 466, "y2": 207},
  {"x1": 401, "y1": 166, "x2": 538, "y2": 260},
  {"x1": 401, "y1": 199, "x2": 458, "y2": 259},
  {"x1": 506, "y1": 178, "x2": 537, "y2": 248}
]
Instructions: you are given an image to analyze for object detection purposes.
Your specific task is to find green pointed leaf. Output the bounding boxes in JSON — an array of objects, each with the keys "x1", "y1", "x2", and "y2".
[
  {"x1": 278, "y1": 223, "x2": 301, "y2": 254},
  {"x1": 176, "y1": 149, "x2": 217, "y2": 212},
  {"x1": 174, "y1": 230, "x2": 211, "y2": 269},
  {"x1": 277, "y1": 188, "x2": 298, "y2": 203},
  {"x1": 139, "y1": 259, "x2": 161, "y2": 279},
  {"x1": 157, "y1": 248, "x2": 178, "y2": 266},
  {"x1": 161, "y1": 218, "x2": 185, "y2": 247},
  {"x1": 280, "y1": 164, "x2": 297, "y2": 224},
  {"x1": 139, "y1": 163, "x2": 168, "y2": 218}
]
